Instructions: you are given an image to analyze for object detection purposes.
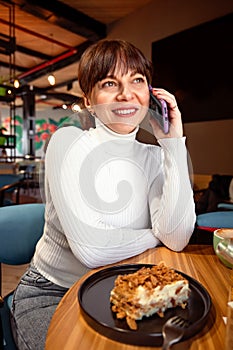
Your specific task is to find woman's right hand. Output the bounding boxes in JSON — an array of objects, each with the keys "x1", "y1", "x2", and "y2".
[{"x1": 149, "y1": 88, "x2": 183, "y2": 139}]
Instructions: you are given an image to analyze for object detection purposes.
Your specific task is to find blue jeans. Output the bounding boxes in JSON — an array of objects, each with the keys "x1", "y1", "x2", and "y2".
[{"x1": 10, "y1": 263, "x2": 68, "y2": 350}]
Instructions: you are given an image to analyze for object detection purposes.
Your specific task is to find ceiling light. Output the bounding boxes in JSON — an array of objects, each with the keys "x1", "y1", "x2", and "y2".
[
  {"x1": 14, "y1": 79, "x2": 20, "y2": 88},
  {"x1": 40, "y1": 94, "x2": 47, "y2": 100},
  {"x1": 48, "y1": 73, "x2": 56, "y2": 86},
  {"x1": 71, "y1": 103, "x2": 81, "y2": 112}
]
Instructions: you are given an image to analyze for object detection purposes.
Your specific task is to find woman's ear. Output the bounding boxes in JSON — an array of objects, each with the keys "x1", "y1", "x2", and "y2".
[
  {"x1": 83, "y1": 95, "x2": 95, "y2": 116},
  {"x1": 83, "y1": 95, "x2": 91, "y2": 109}
]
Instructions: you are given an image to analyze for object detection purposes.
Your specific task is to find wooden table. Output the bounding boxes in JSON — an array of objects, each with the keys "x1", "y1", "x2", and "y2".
[{"x1": 46, "y1": 245, "x2": 231, "y2": 350}]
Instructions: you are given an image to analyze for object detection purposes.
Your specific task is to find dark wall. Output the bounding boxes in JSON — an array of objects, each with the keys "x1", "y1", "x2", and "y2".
[{"x1": 152, "y1": 13, "x2": 233, "y2": 123}]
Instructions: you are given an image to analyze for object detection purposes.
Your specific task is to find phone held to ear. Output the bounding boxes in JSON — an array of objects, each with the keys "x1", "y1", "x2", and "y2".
[{"x1": 149, "y1": 86, "x2": 169, "y2": 134}]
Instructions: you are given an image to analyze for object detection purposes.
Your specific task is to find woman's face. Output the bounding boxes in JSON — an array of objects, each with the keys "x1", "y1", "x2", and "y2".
[{"x1": 85, "y1": 70, "x2": 150, "y2": 134}]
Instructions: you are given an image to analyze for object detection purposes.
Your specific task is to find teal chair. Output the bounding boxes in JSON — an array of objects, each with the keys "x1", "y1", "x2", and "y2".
[
  {"x1": 196, "y1": 211, "x2": 233, "y2": 230},
  {"x1": 217, "y1": 202, "x2": 233, "y2": 211},
  {"x1": 0, "y1": 203, "x2": 45, "y2": 349},
  {"x1": 0, "y1": 175, "x2": 24, "y2": 207},
  {"x1": 192, "y1": 211, "x2": 233, "y2": 244}
]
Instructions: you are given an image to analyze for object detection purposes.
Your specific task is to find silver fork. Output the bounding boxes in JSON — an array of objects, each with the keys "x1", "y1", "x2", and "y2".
[{"x1": 162, "y1": 315, "x2": 188, "y2": 350}]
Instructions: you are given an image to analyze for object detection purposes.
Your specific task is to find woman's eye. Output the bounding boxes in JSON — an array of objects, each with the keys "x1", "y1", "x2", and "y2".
[
  {"x1": 101, "y1": 80, "x2": 116, "y2": 88},
  {"x1": 133, "y1": 77, "x2": 145, "y2": 84}
]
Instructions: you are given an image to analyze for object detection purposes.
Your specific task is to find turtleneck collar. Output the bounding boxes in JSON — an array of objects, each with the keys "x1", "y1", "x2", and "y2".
[
  {"x1": 91, "y1": 117, "x2": 139, "y2": 156},
  {"x1": 94, "y1": 117, "x2": 139, "y2": 142}
]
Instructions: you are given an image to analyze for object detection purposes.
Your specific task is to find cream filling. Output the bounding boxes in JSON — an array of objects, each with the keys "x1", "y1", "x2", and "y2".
[{"x1": 111, "y1": 280, "x2": 189, "y2": 321}]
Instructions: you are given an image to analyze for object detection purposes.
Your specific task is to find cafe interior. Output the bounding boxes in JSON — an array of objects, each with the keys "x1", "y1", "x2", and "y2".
[{"x1": 0, "y1": 1, "x2": 233, "y2": 349}]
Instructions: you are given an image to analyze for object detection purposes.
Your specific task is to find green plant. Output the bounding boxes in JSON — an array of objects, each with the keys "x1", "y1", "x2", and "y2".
[{"x1": 0, "y1": 126, "x2": 7, "y2": 146}]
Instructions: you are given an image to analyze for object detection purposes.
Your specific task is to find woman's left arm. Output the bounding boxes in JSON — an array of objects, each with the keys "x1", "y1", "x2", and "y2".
[
  {"x1": 149, "y1": 137, "x2": 196, "y2": 251},
  {"x1": 149, "y1": 88, "x2": 196, "y2": 251}
]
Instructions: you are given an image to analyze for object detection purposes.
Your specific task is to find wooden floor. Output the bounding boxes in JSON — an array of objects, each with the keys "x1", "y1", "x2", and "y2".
[
  {"x1": 2, "y1": 264, "x2": 28, "y2": 296},
  {"x1": 18, "y1": 187, "x2": 43, "y2": 204}
]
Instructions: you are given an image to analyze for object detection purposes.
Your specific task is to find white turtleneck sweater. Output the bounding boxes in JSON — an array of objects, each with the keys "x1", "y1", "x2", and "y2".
[{"x1": 33, "y1": 122, "x2": 196, "y2": 288}]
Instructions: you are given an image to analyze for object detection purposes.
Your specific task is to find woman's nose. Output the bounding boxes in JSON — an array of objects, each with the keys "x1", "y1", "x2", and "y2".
[{"x1": 116, "y1": 85, "x2": 133, "y2": 101}]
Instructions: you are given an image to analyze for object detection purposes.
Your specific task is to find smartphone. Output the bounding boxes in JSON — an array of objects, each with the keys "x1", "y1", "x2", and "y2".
[{"x1": 149, "y1": 86, "x2": 169, "y2": 134}]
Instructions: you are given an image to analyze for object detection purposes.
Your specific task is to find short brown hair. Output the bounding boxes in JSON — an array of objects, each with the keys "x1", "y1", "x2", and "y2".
[{"x1": 78, "y1": 39, "x2": 153, "y2": 97}]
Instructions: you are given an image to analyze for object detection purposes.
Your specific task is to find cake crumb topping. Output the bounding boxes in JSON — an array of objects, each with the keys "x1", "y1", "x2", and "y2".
[{"x1": 110, "y1": 262, "x2": 189, "y2": 330}]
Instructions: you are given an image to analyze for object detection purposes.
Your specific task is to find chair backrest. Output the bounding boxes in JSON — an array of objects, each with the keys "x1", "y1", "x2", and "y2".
[
  {"x1": 0, "y1": 203, "x2": 45, "y2": 349},
  {"x1": 196, "y1": 211, "x2": 233, "y2": 231},
  {"x1": 0, "y1": 174, "x2": 24, "y2": 206},
  {"x1": 217, "y1": 202, "x2": 233, "y2": 211},
  {"x1": 0, "y1": 203, "x2": 45, "y2": 265},
  {"x1": 0, "y1": 175, "x2": 23, "y2": 188}
]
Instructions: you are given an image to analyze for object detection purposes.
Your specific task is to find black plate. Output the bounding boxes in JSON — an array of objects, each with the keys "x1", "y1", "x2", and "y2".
[{"x1": 78, "y1": 264, "x2": 212, "y2": 346}]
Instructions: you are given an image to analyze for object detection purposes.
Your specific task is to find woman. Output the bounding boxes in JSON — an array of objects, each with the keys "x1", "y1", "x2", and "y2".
[{"x1": 11, "y1": 39, "x2": 196, "y2": 349}]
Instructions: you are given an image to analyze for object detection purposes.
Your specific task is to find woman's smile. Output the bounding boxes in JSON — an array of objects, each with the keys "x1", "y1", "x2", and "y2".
[
  {"x1": 92, "y1": 102, "x2": 148, "y2": 134},
  {"x1": 111, "y1": 106, "x2": 139, "y2": 118}
]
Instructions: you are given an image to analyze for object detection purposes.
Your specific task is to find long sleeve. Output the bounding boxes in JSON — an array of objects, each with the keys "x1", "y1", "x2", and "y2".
[
  {"x1": 149, "y1": 137, "x2": 196, "y2": 251},
  {"x1": 45, "y1": 126, "x2": 159, "y2": 268}
]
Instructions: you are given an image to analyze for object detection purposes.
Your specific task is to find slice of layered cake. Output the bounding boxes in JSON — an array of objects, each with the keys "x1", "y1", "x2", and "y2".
[{"x1": 110, "y1": 262, "x2": 190, "y2": 330}]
